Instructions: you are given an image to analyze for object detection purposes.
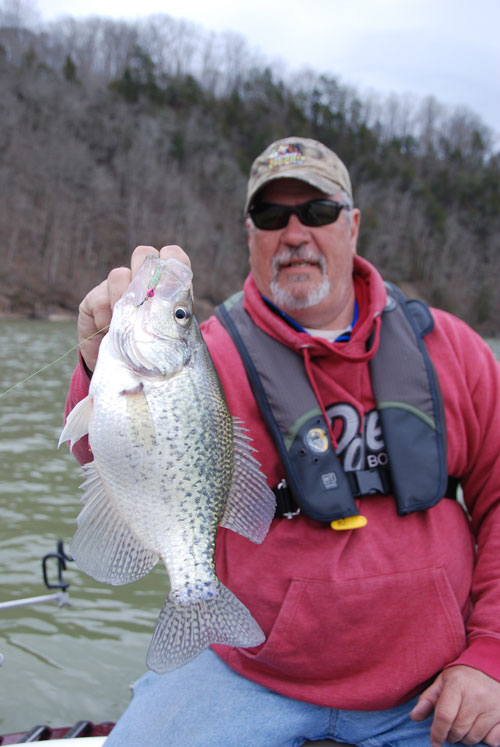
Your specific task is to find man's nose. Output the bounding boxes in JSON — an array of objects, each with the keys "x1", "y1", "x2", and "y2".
[{"x1": 281, "y1": 212, "x2": 309, "y2": 244}]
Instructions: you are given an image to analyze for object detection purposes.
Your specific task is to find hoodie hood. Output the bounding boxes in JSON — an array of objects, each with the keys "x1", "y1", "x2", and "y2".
[{"x1": 242, "y1": 255, "x2": 388, "y2": 361}]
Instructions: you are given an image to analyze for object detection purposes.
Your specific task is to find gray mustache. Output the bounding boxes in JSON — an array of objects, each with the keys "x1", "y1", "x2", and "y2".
[{"x1": 272, "y1": 248, "x2": 327, "y2": 275}]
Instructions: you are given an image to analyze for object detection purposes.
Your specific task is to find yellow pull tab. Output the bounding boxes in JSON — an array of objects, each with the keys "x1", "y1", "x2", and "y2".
[{"x1": 330, "y1": 515, "x2": 368, "y2": 531}]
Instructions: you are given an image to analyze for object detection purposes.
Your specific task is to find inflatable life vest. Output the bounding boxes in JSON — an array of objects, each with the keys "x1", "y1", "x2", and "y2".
[{"x1": 215, "y1": 283, "x2": 450, "y2": 524}]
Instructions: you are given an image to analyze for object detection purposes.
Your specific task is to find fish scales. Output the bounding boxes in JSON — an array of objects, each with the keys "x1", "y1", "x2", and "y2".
[{"x1": 60, "y1": 256, "x2": 276, "y2": 672}]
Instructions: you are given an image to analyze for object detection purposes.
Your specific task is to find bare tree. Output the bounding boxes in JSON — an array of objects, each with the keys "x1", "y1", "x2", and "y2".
[{"x1": 0, "y1": 0, "x2": 40, "y2": 28}]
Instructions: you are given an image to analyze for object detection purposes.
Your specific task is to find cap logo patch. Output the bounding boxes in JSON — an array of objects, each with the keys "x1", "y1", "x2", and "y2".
[{"x1": 267, "y1": 143, "x2": 306, "y2": 170}]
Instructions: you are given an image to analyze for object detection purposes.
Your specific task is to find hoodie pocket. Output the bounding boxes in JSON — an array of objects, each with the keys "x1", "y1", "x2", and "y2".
[{"x1": 246, "y1": 566, "x2": 466, "y2": 687}]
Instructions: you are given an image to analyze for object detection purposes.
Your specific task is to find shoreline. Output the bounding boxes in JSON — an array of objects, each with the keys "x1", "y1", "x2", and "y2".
[
  {"x1": 0, "y1": 310, "x2": 78, "y2": 322},
  {"x1": 0, "y1": 309, "x2": 498, "y2": 339}
]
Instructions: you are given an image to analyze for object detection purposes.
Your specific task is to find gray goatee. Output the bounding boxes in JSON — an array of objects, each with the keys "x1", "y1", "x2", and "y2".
[{"x1": 270, "y1": 247, "x2": 331, "y2": 310}]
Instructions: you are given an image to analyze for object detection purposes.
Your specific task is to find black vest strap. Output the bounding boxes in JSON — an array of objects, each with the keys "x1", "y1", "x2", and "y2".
[{"x1": 273, "y1": 475, "x2": 460, "y2": 519}]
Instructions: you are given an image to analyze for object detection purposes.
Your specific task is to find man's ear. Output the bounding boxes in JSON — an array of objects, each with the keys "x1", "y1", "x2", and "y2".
[
  {"x1": 350, "y1": 208, "x2": 361, "y2": 253},
  {"x1": 245, "y1": 216, "x2": 253, "y2": 247}
]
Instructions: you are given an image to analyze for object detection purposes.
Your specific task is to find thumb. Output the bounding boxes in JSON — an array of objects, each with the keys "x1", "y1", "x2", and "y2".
[{"x1": 410, "y1": 674, "x2": 445, "y2": 722}]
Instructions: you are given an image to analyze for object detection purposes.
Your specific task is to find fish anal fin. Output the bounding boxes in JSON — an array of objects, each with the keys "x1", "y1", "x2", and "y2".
[
  {"x1": 58, "y1": 395, "x2": 94, "y2": 451},
  {"x1": 146, "y1": 582, "x2": 265, "y2": 673},
  {"x1": 70, "y1": 461, "x2": 159, "y2": 585},
  {"x1": 219, "y1": 418, "x2": 276, "y2": 543}
]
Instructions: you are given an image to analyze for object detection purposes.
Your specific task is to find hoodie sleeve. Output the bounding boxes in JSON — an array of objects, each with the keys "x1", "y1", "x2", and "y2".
[
  {"x1": 429, "y1": 312, "x2": 500, "y2": 681},
  {"x1": 63, "y1": 352, "x2": 93, "y2": 465}
]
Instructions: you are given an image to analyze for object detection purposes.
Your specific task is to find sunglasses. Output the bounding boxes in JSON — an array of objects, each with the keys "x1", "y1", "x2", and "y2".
[{"x1": 248, "y1": 199, "x2": 351, "y2": 230}]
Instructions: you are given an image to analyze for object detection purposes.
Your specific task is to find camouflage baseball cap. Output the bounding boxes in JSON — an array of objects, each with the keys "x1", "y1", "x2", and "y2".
[{"x1": 245, "y1": 136, "x2": 353, "y2": 213}]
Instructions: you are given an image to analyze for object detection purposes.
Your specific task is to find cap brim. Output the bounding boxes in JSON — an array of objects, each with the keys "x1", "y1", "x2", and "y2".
[{"x1": 245, "y1": 171, "x2": 346, "y2": 213}]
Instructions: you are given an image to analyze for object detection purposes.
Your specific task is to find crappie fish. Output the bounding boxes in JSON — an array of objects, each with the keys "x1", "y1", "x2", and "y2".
[{"x1": 59, "y1": 255, "x2": 276, "y2": 672}]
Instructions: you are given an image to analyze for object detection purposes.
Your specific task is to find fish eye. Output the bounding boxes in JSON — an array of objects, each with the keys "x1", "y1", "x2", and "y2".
[{"x1": 174, "y1": 305, "x2": 192, "y2": 326}]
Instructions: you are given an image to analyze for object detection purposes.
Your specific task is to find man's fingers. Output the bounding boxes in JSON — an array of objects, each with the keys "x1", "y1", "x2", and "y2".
[
  {"x1": 410, "y1": 696, "x2": 435, "y2": 722},
  {"x1": 455, "y1": 714, "x2": 500, "y2": 746},
  {"x1": 158, "y1": 244, "x2": 191, "y2": 267},
  {"x1": 78, "y1": 281, "x2": 108, "y2": 341},
  {"x1": 129, "y1": 245, "x2": 191, "y2": 281},
  {"x1": 77, "y1": 267, "x2": 130, "y2": 371},
  {"x1": 429, "y1": 688, "x2": 463, "y2": 747},
  {"x1": 131, "y1": 245, "x2": 159, "y2": 278},
  {"x1": 410, "y1": 676, "x2": 444, "y2": 723},
  {"x1": 412, "y1": 667, "x2": 500, "y2": 747},
  {"x1": 128, "y1": 244, "x2": 191, "y2": 284},
  {"x1": 77, "y1": 244, "x2": 192, "y2": 373},
  {"x1": 107, "y1": 267, "x2": 132, "y2": 310},
  {"x1": 484, "y1": 722, "x2": 500, "y2": 747},
  {"x1": 77, "y1": 286, "x2": 108, "y2": 371},
  {"x1": 446, "y1": 710, "x2": 477, "y2": 744}
]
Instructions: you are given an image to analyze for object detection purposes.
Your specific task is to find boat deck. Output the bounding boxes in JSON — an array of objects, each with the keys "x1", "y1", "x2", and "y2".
[{"x1": 0, "y1": 721, "x2": 352, "y2": 745}]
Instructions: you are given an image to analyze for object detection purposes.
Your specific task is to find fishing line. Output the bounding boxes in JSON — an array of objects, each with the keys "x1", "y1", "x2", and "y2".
[{"x1": 0, "y1": 325, "x2": 110, "y2": 401}]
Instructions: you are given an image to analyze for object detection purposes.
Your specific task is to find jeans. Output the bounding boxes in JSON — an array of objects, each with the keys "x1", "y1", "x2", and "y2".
[{"x1": 105, "y1": 648, "x2": 488, "y2": 746}]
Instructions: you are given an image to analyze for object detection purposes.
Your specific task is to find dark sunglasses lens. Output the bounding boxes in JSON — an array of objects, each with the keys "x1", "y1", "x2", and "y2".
[
  {"x1": 250, "y1": 204, "x2": 290, "y2": 230},
  {"x1": 250, "y1": 200, "x2": 345, "y2": 229},
  {"x1": 301, "y1": 201, "x2": 342, "y2": 226}
]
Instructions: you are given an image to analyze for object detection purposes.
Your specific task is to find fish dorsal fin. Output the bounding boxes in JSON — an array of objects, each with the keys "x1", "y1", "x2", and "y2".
[
  {"x1": 219, "y1": 418, "x2": 276, "y2": 543},
  {"x1": 70, "y1": 460, "x2": 159, "y2": 585},
  {"x1": 58, "y1": 394, "x2": 94, "y2": 451}
]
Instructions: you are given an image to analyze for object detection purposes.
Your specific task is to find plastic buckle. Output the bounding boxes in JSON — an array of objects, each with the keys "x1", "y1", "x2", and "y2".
[
  {"x1": 276, "y1": 479, "x2": 301, "y2": 519},
  {"x1": 283, "y1": 507, "x2": 301, "y2": 519},
  {"x1": 349, "y1": 468, "x2": 388, "y2": 496}
]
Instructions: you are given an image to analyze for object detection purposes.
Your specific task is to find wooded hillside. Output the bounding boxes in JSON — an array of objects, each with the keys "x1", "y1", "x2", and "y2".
[{"x1": 0, "y1": 14, "x2": 499, "y2": 333}]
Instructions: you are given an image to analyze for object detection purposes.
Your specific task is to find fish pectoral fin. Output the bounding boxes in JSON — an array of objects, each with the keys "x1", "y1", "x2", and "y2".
[
  {"x1": 120, "y1": 382, "x2": 144, "y2": 395},
  {"x1": 58, "y1": 394, "x2": 94, "y2": 451},
  {"x1": 219, "y1": 417, "x2": 276, "y2": 544},
  {"x1": 146, "y1": 582, "x2": 265, "y2": 673},
  {"x1": 70, "y1": 461, "x2": 159, "y2": 585}
]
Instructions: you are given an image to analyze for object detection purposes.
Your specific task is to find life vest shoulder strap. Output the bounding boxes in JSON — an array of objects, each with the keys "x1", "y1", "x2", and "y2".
[{"x1": 372, "y1": 283, "x2": 448, "y2": 513}]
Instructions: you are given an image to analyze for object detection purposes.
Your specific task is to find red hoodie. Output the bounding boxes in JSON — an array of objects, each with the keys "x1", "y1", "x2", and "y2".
[{"x1": 65, "y1": 256, "x2": 500, "y2": 711}]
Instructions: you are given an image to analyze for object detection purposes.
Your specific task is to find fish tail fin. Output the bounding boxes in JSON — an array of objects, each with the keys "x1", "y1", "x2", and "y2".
[{"x1": 146, "y1": 582, "x2": 265, "y2": 673}]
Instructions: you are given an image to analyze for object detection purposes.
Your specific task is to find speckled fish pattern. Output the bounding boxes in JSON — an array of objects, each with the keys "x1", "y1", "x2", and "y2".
[{"x1": 60, "y1": 256, "x2": 275, "y2": 672}]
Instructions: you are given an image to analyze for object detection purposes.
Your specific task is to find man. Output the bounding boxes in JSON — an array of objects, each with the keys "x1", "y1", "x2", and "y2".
[{"x1": 67, "y1": 137, "x2": 500, "y2": 747}]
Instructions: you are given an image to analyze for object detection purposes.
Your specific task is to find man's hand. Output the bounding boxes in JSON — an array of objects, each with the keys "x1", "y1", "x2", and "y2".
[
  {"x1": 77, "y1": 244, "x2": 190, "y2": 371},
  {"x1": 410, "y1": 665, "x2": 500, "y2": 746}
]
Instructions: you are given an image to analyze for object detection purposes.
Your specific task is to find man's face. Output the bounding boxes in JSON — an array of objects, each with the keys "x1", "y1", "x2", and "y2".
[{"x1": 246, "y1": 179, "x2": 361, "y2": 329}]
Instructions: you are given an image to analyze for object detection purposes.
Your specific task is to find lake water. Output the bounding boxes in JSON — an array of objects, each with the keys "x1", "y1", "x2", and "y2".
[
  {"x1": 0, "y1": 320, "x2": 499, "y2": 735},
  {"x1": 0, "y1": 320, "x2": 165, "y2": 735}
]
